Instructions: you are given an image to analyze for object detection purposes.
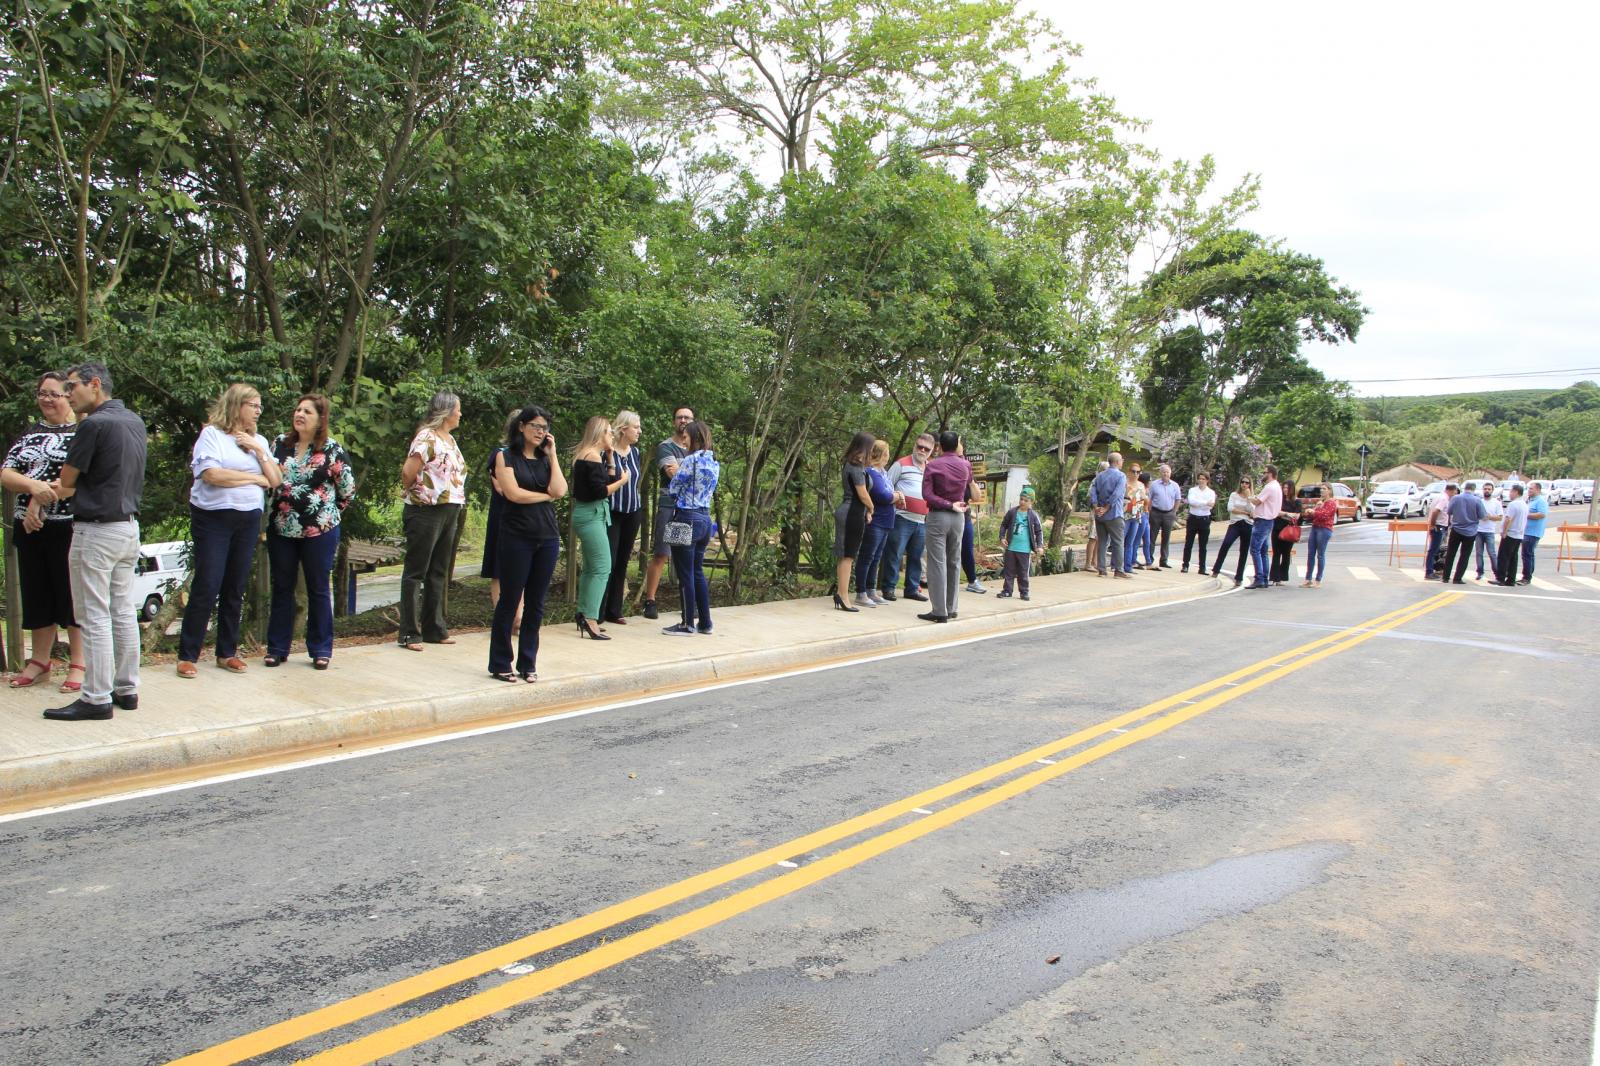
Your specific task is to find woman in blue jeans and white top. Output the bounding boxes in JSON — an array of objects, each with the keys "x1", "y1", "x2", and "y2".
[
  {"x1": 663, "y1": 421, "x2": 719, "y2": 635},
  {"x1": 178, "y1": 383, "x2": 281, "y2": 677},
  {"x1": 265, "y1": 394, "x2": 356, "y2": 669}
]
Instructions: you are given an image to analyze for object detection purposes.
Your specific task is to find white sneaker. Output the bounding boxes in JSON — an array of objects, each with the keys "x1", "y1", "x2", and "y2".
[
  {"x1": 853, "y1": 593, "x2": 877, "y2": 608},
  {"x1": 965, "y1": 581, "x2": 986, "y2": 594}
]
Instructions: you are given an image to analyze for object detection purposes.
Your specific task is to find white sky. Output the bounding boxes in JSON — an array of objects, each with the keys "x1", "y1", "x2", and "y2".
[{"x1": 1033, "y1": 0, "x2": 1600, "y2": 396}]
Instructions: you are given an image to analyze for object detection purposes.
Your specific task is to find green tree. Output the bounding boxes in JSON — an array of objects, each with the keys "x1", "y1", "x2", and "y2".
[
  {"x1": 1256, "y1": 381, "x2": 1358, "y2": 478},
  {"x1": 1139, "y1": 230, "x2": 1366, "y2": 480}
]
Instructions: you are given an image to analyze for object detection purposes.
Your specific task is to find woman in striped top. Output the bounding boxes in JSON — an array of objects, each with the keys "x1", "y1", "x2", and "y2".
[{"x1": 603, "y1": 410, "x2": 644, "y2": 625}]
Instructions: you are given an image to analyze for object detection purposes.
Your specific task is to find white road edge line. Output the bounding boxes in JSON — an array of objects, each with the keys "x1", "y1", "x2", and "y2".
[
  {"x1": 1448, "y1": 589, "x2": 1600, "y2": 605},
  {"x1": 1, "y1": 583, "x2": 1248, "y2": 824}
]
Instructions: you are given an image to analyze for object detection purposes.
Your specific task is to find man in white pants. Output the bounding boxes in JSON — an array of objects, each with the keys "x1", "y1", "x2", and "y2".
[{"x1": 46, "y1": 362, "x2": 148, "y2": 721}]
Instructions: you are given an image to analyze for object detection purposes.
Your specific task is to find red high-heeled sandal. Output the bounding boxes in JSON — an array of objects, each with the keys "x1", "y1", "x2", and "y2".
[
  {"x1": 59, "y1": 662, "x2": 86, "y2": 693},
  {"x1": 8, "y1": 658, "x2": 52, "y2": 688}
]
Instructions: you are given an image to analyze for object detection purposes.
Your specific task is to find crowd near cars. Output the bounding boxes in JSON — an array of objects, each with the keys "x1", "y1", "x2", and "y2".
[{"x1": 1362, "y1": 476, "x2": 1591, "y2": 520}]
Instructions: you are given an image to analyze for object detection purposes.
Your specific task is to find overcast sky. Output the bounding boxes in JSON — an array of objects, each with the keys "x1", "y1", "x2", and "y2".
[{"x1": 1034, "y1": 0, "x2": 1600, "y2": 397}]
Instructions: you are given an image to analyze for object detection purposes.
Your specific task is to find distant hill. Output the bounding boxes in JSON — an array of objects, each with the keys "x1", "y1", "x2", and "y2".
[{"x1": 1361, "y1": 382, "x2": 1599, "y2": 424}]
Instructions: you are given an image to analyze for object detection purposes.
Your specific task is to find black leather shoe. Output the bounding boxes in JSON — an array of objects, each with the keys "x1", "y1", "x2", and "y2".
[
  {"x1": 904, "y1": 591, "x2": 928, "y2": 602},
  {"x1": 878, "y1": 590, "x2": 897, "y2": 602},
  {"x1": 642, "y1": 599, "x2": 659, "y2": 620},
  {"x1": 916, "y1": 612, "x2": 948, "y2": 623},
  {"x1": 113, "y1": 692, "x2": 138, "y2": 711},
  {"x1": 44, "y1": 698, "x2": 113, "y2": 721}
]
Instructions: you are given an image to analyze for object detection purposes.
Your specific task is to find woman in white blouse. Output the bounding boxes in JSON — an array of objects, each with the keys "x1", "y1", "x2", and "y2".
[
  {"x1": 1180, "y1": 472, "x2": 1217, "y2": 574},
  {"x1": 1208, "y1": 476, "x2": 1256, "y2": 587},
  {"x1": 177, "y1": 384, "x2": 281, "y2": 677}
]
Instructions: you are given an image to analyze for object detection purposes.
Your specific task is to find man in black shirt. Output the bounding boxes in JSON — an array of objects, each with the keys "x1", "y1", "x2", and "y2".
[{"x1": 46, "y1": 362, "x2": 148, "y2": 721}]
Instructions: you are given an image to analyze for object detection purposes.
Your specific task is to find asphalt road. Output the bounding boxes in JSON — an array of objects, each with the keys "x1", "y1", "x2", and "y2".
[{"x1": 3, "y1": 521, "x2": 1598, "y2": 1066}]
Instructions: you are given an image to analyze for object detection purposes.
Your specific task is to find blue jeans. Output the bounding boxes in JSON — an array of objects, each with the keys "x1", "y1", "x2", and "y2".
[
  {"x1": 489, "y1": 533, "x2": 559, "y2": 675},
  {"x1": 1520, "y1": 534, "x2": 1540, "y2": 581},
  {"x1": 1124, "y1": 514, "x2": 1150, "y2": 570},
  {"x1": 881, "y1": 516, "x2": 925, "y2": 594},
  {"x1": 179, "y1": 506, "x2": 263, "y2": 662},
  {"x1": 671, "y1": 508, "x2": 713, "y2": 631},
  {"x1": 962, "y1": 516, "x2": 977, "y2": 583},
  {"x1": 1249, "y1": 518, "x2": 1274, "y2": 585},
  {"x1": 1304, "y1": 525, "x2": 1331, "y2": 582},
  {"x1": 266, "y1": 526, "x2": 341, "y2": 660},
  {"x1": 856, "y1": 523, "x2": 891, "y2": 594},
  {"x1": 1474, "y1": 531, "x2": 1496, "y2": 577}
]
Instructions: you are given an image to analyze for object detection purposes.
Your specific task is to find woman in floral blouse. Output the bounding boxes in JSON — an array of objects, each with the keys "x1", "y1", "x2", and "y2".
[
  {"x1": 399, "y1": 391, "x2": 466, "y2": 651},
  {"x1": 2, "y1": 372, "x2": 84, "y2": 691},
  {"x1": 662, "y1": 421, "x2": 720, "y2": 636},
  {"x1": 265, "y1": 394, "x2": 357, "y2": 669}
]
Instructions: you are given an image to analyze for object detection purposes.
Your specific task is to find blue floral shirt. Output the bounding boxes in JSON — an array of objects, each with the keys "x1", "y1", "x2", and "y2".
[{"x1": 669, "y1": 451, "x2": 720, "y2": 510}]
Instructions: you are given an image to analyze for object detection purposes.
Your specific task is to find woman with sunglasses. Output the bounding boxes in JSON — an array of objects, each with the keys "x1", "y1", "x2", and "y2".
[
  {"x1": 1209, "y1": 477, "x2": 1255, "y2": 587},
  {"x1": 177, "y1": 383, "x2": 280, "y2": 677},
  {"x1": 488, "y1": 406, "x2": 566, "y2": 682},
  {"x1": 3, "y1": 373, "x2": 84, "y2": 691}
]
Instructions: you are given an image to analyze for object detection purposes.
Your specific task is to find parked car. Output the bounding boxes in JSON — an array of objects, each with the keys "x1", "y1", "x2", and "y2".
[
  {"x1": 1494, "y1": 479, "x2": 1524, "y2": 503},
  {"x1": 1299, "y1": 482, "x2": 1361, "y2": 523},
  {"x1": 1417, "y1": 480, "x2": 1448, "y2": 513},
  {"x1": 134, "y1": 540, "x2": 189, "y2": 622},
  {"x1": 1548, "y1": 479, "x2": 1579, "y2": 504},
  {"x1": 1581, "y1": 480, "x2": 1596, "y2": 504},
  {"x1": 1364, "y1": 480, "x2": 1427, "y2": 519}
]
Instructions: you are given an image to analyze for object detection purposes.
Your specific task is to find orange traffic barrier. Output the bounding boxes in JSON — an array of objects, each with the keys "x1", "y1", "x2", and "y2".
[
  {"x1": 1386, "y1": 520, "x2": 1431, "y2": 569},
  {"x1": 1554, "y1": 524, "x2": 1600, "y2": 574}
]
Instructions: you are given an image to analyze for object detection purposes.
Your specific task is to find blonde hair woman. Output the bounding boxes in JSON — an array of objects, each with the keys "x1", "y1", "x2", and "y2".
[
  {"x1": 570, "y1": 415, "x2": 629, "y2": 639},
  {"x1": 177, "y1": 383, "x2": 281, "y2": 677},
  {"x1": 854, "y1": 439, "x2": 897, "y2": 606},
  {"x1": 603, "y1": 409, "x2": 644, "y2": 624},
  {"x1": 398, "y1": 390, "x2": 465, "y2": 651}
]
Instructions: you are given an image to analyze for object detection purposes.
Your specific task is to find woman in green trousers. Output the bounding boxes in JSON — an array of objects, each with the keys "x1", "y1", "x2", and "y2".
[{"x1": 570, "y1": 416, "x2": 630, "y2": 640}]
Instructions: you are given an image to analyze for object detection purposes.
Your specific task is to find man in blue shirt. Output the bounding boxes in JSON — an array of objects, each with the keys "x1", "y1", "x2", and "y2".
[
  {"x1": 1089, "y1": 454, "x2": 1128, "y2": 579},
  {"x1": 1519, "y1": 481, "x2": 1549, "y2": 584},
  {"x1": 1439, "y1": 485, "x2": 1487, "y2": 583},
  {"x1": 1147, "y1": 464, "x2": 1182, "y2": 568}
]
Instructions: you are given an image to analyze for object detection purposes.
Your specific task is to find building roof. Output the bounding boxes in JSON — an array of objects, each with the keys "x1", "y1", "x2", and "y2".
[
  {"x1": 1041, "y1": 424, "x2": 1164, "y2": 458},
  {"x1": 1412, "y1": 462, "x2": 1460, "y2": 479}
]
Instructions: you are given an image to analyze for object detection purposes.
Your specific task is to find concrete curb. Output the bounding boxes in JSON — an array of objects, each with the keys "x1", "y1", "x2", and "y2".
[{"x1": 1, "y1": 578, "x2": 1219, "y2": 805}]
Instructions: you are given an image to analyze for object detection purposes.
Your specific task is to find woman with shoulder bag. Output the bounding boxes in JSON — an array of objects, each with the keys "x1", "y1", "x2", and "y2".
[
  {"x1": 1270, "y1": 479, "x2": 1301, "y2": 586},
  {"x1": 662, "y1": 421, "x2": 719, "y2": 636}
]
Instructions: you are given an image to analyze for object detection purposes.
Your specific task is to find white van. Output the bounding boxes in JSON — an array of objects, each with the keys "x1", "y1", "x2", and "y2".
[
  {"x1": 1459, "y1": 478, "x2": 1497, "y2": 498},
  {"x1": 133, "y1": 540, "x2": 190, "y2": 622}
]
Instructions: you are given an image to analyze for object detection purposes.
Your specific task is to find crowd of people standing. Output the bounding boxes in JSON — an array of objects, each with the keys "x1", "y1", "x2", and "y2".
[{"x1": 18, "y1": 370, "x2": 1562, "y2": 722}]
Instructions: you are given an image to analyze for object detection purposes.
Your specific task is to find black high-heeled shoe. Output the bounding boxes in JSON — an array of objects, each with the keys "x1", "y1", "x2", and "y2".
[
  {"x1": 832, "y1": 593, "x2": 859, "y2": 613},
  {"x1": 576, "y1": 614, "x2": 611, "y2": 640}
]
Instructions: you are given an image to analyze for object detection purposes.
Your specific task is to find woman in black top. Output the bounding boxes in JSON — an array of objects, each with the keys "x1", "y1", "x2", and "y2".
[
  {"x1": 1270, "y1": 479, "x2": 1301, "y2": 585},
  {"x1": 602, "y1": 410, "x2": 644, "y2": 625},
  {"x1": 831, "y1": 430, "x2": 876, "y2": 612},
  {"x1": 570, "y1": 415, "x2": 629, "y2": 640},
  {"x1": 487, "y1": 405, "x2": 567, "y2": 682}
]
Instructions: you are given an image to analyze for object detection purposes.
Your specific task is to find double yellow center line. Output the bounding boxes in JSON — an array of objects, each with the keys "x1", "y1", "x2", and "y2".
[{"x1": 172, "y1": 590, "x2": 1459, "y2": 1066}]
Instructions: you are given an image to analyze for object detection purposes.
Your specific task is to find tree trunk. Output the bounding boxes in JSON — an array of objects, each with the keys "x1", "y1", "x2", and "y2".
[{"x1": 222, "y1": 133, "x2": 288, "y2": 355}]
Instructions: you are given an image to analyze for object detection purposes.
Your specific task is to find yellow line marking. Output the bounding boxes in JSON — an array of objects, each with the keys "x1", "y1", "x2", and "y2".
[
  {"x1": 168, "y1": 592, "x2": 1450, "y2": 1066},
  {"x1": 294, "y1": 592, "x2": 1460, "y2": 1065}
]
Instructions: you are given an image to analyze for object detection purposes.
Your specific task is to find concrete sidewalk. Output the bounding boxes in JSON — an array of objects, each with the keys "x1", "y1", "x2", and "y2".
[{"x1": 0, "y1": 568, "x2": 1220, "y2": 806}]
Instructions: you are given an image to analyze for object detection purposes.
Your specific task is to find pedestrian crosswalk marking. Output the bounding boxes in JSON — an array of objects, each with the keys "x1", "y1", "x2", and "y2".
[
  {"x1": 1530, "y1": 577, "x2": 1566, "y2": 592},
  {"x1": 1347, "y1": 566, "x2": 1380, "y2": 581},
  {"x1": 1568, "y1": 576, "x2": 1600, "y2": 592},
  {"x1": 1399, "y1": 568, "x2": 1428, "y2": 581}
]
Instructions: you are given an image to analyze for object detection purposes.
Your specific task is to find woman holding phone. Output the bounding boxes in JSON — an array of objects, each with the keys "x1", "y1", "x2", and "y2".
[{"x1": 487, "y1": 406, "x2": 566, "y2": 682}]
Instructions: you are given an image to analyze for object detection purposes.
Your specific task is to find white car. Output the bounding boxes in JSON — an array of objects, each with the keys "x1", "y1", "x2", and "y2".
[
  {"x1": 1548, "y1": 479, "x2": 1577, "y2": 504},
  {"x1": 1416, "y1": 480, "x2": 1448, "y2": 513},
  {"x1": 1582, "y1": 480, "x2": 1596, "y2": 504},
  {"x1": 133, "y1": 540, "x2": 190, "y2": 622},
  {"x1": 1495, "y1": 479, "x2": 1525, "y2": 503},
  {"x1": 1364, "y1": 480, "x2": 1427, "y2": 519}
]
